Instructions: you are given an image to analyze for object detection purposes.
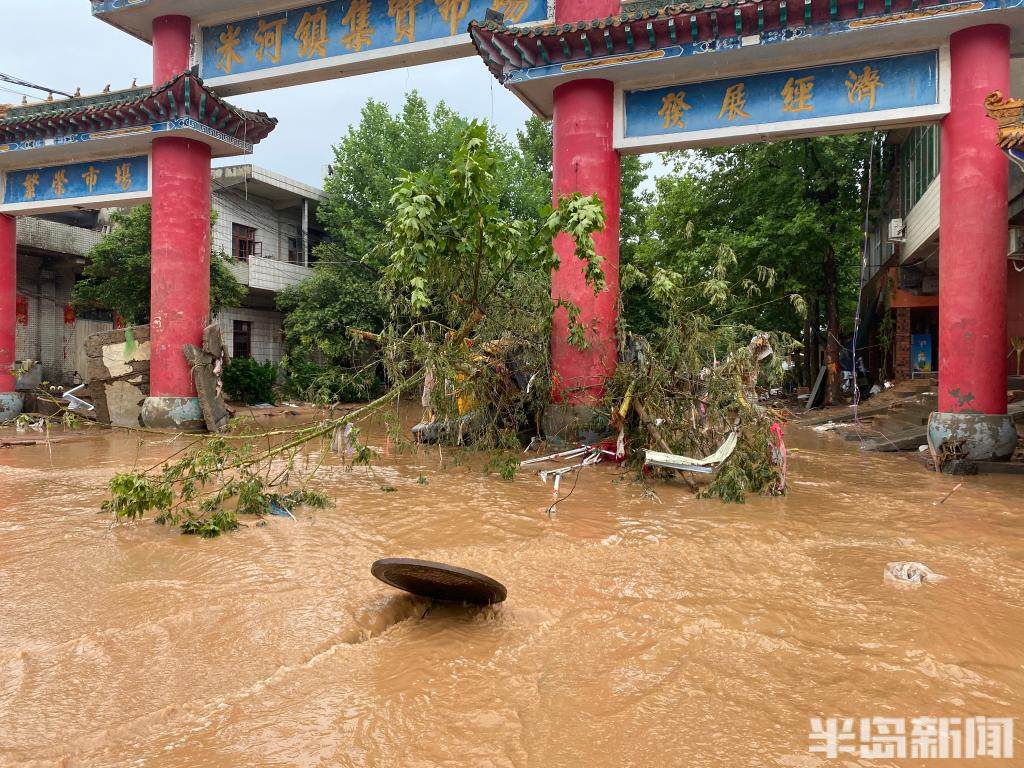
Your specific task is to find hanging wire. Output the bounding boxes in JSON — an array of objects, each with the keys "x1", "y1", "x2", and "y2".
[
  {"x1": 851, "y1": 131, "x2": 880, "y2": 424},
  {"x1": 0, "y1": 72, "x2": 74, "y2": 99}
]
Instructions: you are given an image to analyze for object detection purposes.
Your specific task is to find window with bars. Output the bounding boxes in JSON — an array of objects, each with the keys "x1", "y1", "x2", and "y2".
[
  {"x1": 899, "y1": 125, "x2": 940, "y2": 215},
  {"x1": 233, "y1": 320, "x2": 252, "y2": 359},
  {"x1": 232, "y1": 223, "x2": 259, "y2": 261}
]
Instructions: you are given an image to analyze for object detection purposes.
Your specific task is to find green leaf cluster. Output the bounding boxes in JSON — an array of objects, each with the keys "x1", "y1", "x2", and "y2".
[
  {"x1": 277, "y1": 93, "x2": 551, "y2": 401},
  {"x1": 70, "y1": 205, "x2": 247, "y2": 325},
  {"x1": 625, "y1": 136, "x2": 872, "y2": 340},
  {"x1": 222, "y1": 357, "x2": 278, "y2": 405}
]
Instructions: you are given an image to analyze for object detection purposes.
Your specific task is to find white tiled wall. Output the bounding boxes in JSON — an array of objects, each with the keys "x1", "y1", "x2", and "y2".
[
  {"x1": 213, "y1": 307, "x2": 285, "y2": 365},
  {"x1": 249, "y1": 256, "x2": 312, "y2": 292},
  {"x1": 902, "y1": 177, "x2": 940, "y2": 262},
  {"x1": 212, "y1": 188, "x2": 302, "y2": 264},
  {"x1": 14, "y1": 256, "x2": 83, "y2": 382}
]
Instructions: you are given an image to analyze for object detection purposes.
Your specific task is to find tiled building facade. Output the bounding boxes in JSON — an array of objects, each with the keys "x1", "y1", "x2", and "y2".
[{"x1": 13, "y1": 165, "x2": 324, "y2": 384}]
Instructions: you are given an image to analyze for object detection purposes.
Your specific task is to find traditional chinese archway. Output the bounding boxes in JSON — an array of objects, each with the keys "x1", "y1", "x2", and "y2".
[
  {"x1": 0, "y1": 66, "x2": 277, "y2": 426},
  {"x1": 40, "y1": 0, "x2": 1024, "y2": 453},
  {"x1": 478, "y1": 2, "x2": 1017, "y2": 457}
]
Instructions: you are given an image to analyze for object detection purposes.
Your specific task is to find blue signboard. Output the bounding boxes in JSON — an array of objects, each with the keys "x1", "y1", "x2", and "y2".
[
  {"x1": 912, "y1": 334, "x2": 933, "y2": 373},
  {"x1": 201, "y1": 0, "x2": 548, "y2": 80},
  {"x1": 91, "y1": 0, "x2": 152, "y2": 12},
  {"x1": 3, "y1": 155, "x2": 149, "y2": 206},
  {"x1": 625, "y1": 51, "x2": 938, "y2": 139}
]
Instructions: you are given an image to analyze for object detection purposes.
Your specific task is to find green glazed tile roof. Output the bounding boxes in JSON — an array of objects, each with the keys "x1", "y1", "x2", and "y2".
[{"x1": 0, "y1": 70, "x2": 277, "y2": 145}]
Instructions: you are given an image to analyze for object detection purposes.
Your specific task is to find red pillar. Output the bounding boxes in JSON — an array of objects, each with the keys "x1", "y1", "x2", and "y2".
[
  {"x1": 551, "y1": 80, "x2": 620, "y2": 404},
  {"x1": 0, "y1": 214, "x2": 22, "y2": 419},
  {"x1": 152, "y1": 15, "x2": 192, "y2": 85},
  {"x1": 932, "y1": 24, "x2": 1016, "y2": 458},
  {"x1": 142, "y1": 15, "x2": 211, "y2": 430},
  {"x1": 550, "y1": 0, "x2": 621, "y2": 406}
]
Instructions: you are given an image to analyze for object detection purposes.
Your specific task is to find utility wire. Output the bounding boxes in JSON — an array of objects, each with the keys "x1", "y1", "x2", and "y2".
[
  {"x1": 0, "y1": 85, "x2": 41, "y2": 103},
  {"x1": 850, "y1": 132, "x2": 880, "y2": 424},
  {"x1": 0, "y1": 72, "x2": 74, "y2": 99}
]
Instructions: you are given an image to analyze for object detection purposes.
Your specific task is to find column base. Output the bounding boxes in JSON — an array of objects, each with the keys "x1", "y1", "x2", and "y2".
[
  {"x1": 0, "y1": 392, "x2": 24, "y2": 423},
  {"x1": 141, "y1": 396, "x2": 206, "y2": 432},
  {"x1": 542, "y1": 403, "x2": 605, "y2": 446},
  {"x1": 928, "y1": 411, "x2": 1017, "y2": 461}
]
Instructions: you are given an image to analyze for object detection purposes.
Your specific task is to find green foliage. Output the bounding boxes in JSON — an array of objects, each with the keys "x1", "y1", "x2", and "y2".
[
  {"x1": 384, "y1": 121, "x2": 605, "y2": 317},
  {"x1": 607, "y1": 237, "x2": 792, "y2": 503},
  {"x1": 278, "y1": 93, "x2": 550, "y2": 402},
  {"x1": 103, "y1": 472, "x2": 173, "y2": 521},
  {"x1": 626, "y1": 136, "x2": 870, "y2": 341},
  {"x1": 222, "y1": 357, "x2": 278, "y2": 405},
  {"x1": 103, "y1": 420, "x2": 350, "y2": 537},
  {"x1": 179, "y1": 509, "x2": 239, "y2": 538},
  {"x1": 71, "y1": 205, "x2": 247, "y2": 324},
  {"x1": 484, "y1": 453, "x2": 518, "y2": 481},
  {"x1": 378, "y1": 123, "x2": 604, "y2": 449}
]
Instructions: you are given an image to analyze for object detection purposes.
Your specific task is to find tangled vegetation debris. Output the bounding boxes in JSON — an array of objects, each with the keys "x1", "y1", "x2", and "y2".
[
  {"x1": 102, "y1": 124, "x2": 604, "y2": 535},
  {"x1": 604, "y1": 240, "x2": 796, "y2": 502},
  {"x1": 101, "y1": 124, "x2": 800, "y2": 535}
]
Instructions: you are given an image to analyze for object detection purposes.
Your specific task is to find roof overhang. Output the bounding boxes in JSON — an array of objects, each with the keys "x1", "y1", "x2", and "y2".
[
  {"x1": 0, "y1": 72, "x2": 277, "y2": 171},
  {"x1": 0, "y1": 120, "x2": 259, "y2": 173},
  {"x1": 211, "y1": 164, "x2": 325, "y2": 204}
]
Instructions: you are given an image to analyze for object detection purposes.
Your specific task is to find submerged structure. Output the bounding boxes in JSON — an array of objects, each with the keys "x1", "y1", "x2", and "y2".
[
  {"x1": 0, "y1": 61, "x2": 278, "y2": 427},
  {"x1": 1, "y1": 0, "x2": 1022, "y2": 458}
]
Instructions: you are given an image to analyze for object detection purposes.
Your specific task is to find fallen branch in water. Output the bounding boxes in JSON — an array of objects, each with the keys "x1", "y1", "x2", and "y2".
[
  {"x1": 934, "y1": 482, "x2": 963, "y2": 506},
  {"x1": 101, "y1": 308, "x2": 491, "y2": 537}
]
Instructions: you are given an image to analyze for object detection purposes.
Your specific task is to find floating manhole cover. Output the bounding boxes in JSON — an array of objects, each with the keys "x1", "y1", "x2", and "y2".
[{"x1": 371, "y1": 558, "x2": 507, "y2": 605}]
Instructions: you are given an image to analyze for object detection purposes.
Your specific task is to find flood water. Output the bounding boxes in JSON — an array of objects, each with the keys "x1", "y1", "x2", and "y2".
[{"x1": 1, "y1": 416, "x2": 1022, "y2": 766}]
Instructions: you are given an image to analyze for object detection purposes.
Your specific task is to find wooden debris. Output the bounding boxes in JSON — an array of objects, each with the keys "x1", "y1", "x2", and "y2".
[{"x1": 183, "y1": 325, "x2": 232, "y2": 433}]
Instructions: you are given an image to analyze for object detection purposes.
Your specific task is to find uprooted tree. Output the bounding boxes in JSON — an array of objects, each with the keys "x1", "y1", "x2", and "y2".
[
  {"x1": 102, "y1": 122, "x2": 800, "y2": 535},
  {"x1": 103, "y1": 122, "x2": 606, "y2": 536}
]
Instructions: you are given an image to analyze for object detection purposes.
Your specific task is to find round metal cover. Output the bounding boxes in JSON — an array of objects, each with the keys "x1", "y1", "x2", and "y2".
[{"x1": 371, "y1": 558, "x2": 507, "y2": 605}]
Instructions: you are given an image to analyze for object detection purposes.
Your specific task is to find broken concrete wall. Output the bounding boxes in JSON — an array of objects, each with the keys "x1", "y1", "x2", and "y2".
[{"x1": 80, "y1": 325, "x2": 151, "y2": 428}]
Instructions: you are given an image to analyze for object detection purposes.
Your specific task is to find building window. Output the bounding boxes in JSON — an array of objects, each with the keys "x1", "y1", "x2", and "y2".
[
  {"x1": 899, "y1": 125, "x2": 940, "y2": 215},
  {"x1": 287, "y1": 236, "x2": 299, "y2": 263},
  {"x1": 233, "y1": 320, "x2": 252, "y2": 359},
  {"x1": 233, "y1": 223, "x2": 258, "y2": 261}
]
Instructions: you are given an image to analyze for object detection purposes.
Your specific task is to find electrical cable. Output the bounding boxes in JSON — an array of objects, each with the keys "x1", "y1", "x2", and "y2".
[
  {"x1": 0, "y1": 72, "x2": 74, "y2": 99},
  {"x1": 850, "y1": 132, "x2": 879, "y2": 425}
]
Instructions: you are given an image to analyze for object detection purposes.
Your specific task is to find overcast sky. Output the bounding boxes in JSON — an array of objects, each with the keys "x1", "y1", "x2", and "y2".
[{"x1": 5, "y1": 1, "x2": 541, "y2": 188}]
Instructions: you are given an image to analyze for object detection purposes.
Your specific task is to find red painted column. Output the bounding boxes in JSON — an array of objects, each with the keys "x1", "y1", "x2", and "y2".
[
  {"x1": 149, "y1": 137, "x2": 212, "y2": 398},
  {"x1": 939, "y1": 25, "x2": 1009, "y2": 411},
  {"x1": 933, "y1": 24, "x2": 1015, "y2": 458},
  {"x1": 551, "y1": 80, "x2": 620, "y2": 404},
  {"x1": 550, "y1": 0, "x2": 621, "y2": 405},
  {"x1": 0, "y1": 215, "x2": 17, "y2": 394},
  {"x1": 152, "y1": 15, "x2": 192, "y2": 86},
  {"x1": 143, "y1": 15, "x2": 211, "y2": 429}
]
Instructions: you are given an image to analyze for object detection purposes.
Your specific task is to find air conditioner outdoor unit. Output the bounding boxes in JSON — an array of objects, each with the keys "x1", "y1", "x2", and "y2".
[
  {"x1": 889, "y1": 218, "x2": 906, "y2": 242},
  {"x1": 1008, "y1": 228, "x2": 1024, "y2": 260}
]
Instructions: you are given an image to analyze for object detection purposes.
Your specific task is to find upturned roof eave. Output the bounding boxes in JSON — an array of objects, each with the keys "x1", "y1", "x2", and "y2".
[{"x1": 0, "y1": 71, "x2": 278, "y2": 146}]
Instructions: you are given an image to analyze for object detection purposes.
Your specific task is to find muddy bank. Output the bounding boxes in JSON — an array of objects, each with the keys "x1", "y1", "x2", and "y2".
[{"x1": 0, "y1": 419, "x2": 1022, "y2": 765}]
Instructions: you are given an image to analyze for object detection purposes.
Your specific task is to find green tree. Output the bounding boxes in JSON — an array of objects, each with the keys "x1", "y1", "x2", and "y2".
[
  {"x1": 380, "y1": 121, "x2": 605, "y2": 442},
  {"x1": 515, "y1": 115, "x2": 650, "y2": 279},
  {"x1": 71, "y1": 205, "x2": 246, "y2": 325},
  {"x1": 278, "y1": 93, "x2": 553, "y2": 401},
  {"x1": 631, "y1": 135, "x2": 871, "y2": 401}
]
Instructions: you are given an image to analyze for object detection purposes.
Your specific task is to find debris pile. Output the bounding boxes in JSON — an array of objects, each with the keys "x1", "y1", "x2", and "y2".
[{"x1": 884, "y1": 561, "x2": 947, "y2": 586}]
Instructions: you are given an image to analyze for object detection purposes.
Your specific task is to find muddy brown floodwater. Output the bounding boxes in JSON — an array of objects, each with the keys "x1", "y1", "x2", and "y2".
[{"x1": 1, "y1": 416, "x2": 1023, "y2": 767}]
